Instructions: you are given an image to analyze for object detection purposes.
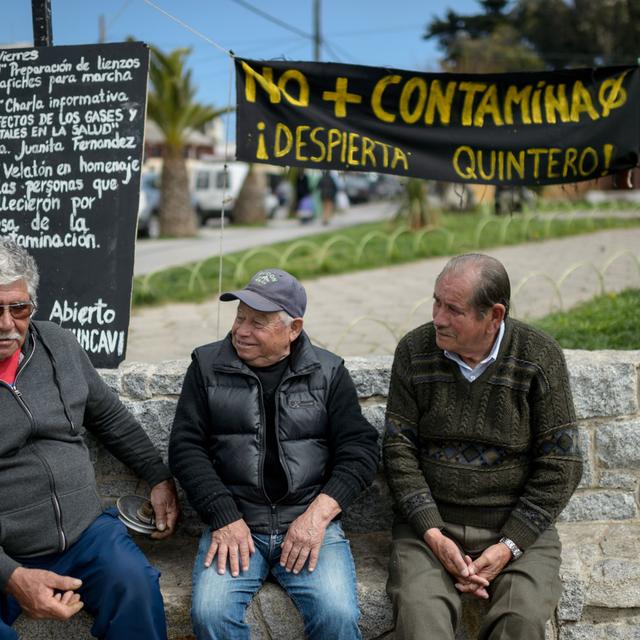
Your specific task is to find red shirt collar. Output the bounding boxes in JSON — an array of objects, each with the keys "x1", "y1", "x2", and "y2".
[{"x1": 0, "y1": 349, "x2": 21, "y2": 386}]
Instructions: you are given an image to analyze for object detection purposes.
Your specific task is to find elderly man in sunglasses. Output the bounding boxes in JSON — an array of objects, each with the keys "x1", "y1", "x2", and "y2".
[{"x1": 0, "y1": 238, "x2": 179, "y2": 640}]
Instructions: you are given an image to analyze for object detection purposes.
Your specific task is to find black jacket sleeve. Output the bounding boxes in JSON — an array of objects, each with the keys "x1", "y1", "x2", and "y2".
[
  {"x1": 320, "y1": 364, "x2": 380, "y2": 510},
  {"x1": 80, "y1": 344, "x2": 171, "y2": 488},
  {"x1": 168, "y1": 358, "x2": 243, "y2": 529}
]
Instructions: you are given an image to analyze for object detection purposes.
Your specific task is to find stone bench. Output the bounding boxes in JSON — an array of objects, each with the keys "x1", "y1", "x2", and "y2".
[{"x1": 14, "y1": 351, "x2": 640, "y2": 639}]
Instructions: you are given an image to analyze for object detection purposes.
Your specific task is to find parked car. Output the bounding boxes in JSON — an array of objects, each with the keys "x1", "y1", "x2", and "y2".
[
  {"x1": 341, "y1": 172, "x2": 372, "y2": 204},
  {"x1": 137, "y1": 171, "x2": 161, "y2": 239},
  {"x1": 372, "y1": 174, "x2": 404, "y2": 199},
  {"x1": 191, "y1": 161, "x2": 278, "y2": 224},
  {"x1": 494, "y1": 185, "x2": 536, "y2": 215}
]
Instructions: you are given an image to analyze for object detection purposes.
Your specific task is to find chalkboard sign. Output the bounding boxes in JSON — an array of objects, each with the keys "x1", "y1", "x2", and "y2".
[{"x1": 0, "y1": 41, "x2": 149, "y2": 368}]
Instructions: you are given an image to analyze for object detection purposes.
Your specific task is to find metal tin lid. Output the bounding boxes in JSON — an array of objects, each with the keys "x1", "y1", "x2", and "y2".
[{"x1": 116, "y1": 495, "x2": 157, "y2": 535}]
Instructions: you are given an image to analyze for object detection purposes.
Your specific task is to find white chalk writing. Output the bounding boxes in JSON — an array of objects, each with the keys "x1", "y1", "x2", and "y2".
[{"x1": 0, "y1": 44, "x2": 147, "y2": 361}]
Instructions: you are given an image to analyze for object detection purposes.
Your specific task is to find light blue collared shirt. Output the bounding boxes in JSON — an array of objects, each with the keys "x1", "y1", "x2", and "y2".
[{"x1": 444, "y1": 321, "x2": 505, "y2": 382}]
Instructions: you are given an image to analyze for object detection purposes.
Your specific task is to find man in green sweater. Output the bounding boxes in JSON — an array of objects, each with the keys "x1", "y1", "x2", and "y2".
[{"x1": 383, "y1": 253, "x2": 583, "y2": 639}]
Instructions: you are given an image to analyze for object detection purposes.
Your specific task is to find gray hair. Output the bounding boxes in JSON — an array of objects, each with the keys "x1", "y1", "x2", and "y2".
[
  {"x1": 437, "y1": 253, "x2": 510, "y2": 317},
  {"x1": 278, "y1": 310, "x2": 295, "y2": 327},
  {"x1": 0, "y1": 238, "x2": 40, "y2": 305}
]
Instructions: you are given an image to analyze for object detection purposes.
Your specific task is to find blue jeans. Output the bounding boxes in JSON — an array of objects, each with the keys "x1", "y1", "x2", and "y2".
[
  {"x1": 191, "y1": 521, "x2": 361, "y2": 640},
  {"x1": 0, "y1": 509, "x2": 167, "y2": 640}
]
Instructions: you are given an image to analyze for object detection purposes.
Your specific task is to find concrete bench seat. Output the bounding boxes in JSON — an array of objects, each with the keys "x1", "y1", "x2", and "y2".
[
  {"x1": 13, "y1": 522, "x2": 640, "y2": 639},
  {"x1": 13, "y1": 350, "x2": 640, "y2": 639}
]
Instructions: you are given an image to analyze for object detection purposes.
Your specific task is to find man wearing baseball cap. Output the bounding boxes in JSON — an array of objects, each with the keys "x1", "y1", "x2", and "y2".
[{"x1": 169, "y1": 269, "x2": 379, "y2": 640}]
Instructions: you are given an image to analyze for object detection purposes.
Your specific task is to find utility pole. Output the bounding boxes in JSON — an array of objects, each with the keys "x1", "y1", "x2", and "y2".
[
  {"x1": 98, "y1": 14, "x2": 107, "y2": 44},
  {"x1": 313, "y1": 0, "x2": 321, "y2": 61},
  {"x1": 31, "y1": 0, "x2": 53, "y2": 46}
]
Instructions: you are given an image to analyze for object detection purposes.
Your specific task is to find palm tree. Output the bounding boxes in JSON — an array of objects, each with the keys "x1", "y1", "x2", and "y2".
[
  {"x1": 233, "y1": 164, "x2": 268, "y2": 225},
  {"x1": 147, "y1": 46, "x2": 226, "y2": 237}
]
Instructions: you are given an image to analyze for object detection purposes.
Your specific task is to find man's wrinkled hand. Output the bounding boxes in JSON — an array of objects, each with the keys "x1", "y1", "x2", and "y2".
[
  {"x1": 280, "y1": 494, "x2": 341, "y2": 574},
  {"x1": 149, "y1": 479, "x2": 180, "y2": 539},
  {"x1": 205, "y1": 519, "x2": 255, "y2": 577},
  {"x1": 424, "y1": 528, "x2": 490, "y2": 597},
  {"x1": 454, "y1": 542, "x2": 511, "y2": 598},
  {"x1": 7, "y1": 567, "x2": 84, "y2": 620}
]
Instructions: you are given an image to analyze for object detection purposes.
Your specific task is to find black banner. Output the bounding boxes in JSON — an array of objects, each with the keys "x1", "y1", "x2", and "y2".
[
  {"x1": 0, "y1": 42, "x2": 149, "y2": 368},
  {"x1": 236, "y1": 58, "x2": 640, "y2": 186}
]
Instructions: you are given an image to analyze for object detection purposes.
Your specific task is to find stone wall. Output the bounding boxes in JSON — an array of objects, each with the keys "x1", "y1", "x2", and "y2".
[{"x1": 17, "y1": 350, "x2": 640, "y2": 639}]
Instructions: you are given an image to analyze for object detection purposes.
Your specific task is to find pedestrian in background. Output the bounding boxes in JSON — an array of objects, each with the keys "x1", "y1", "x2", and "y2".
[
  {"x1": 318, "y1": 171, "x2": 338, "y2": 226},
  {"x1": 295, "y1": 170, "x2": 315, "y2": 224}
]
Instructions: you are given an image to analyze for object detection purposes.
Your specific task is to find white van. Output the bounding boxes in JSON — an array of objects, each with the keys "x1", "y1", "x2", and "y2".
[
  {"x1": 190, "y1": 161, "x2": 278, "y2": 224},
  {"x1": 137, "y1": 171, "x2": 161, "y2": 238}
]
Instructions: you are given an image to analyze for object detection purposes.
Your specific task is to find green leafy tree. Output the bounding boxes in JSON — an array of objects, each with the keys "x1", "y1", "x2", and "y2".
[
  {"x1": 442, "y1": 24, "x2": 544, "y2": 73},
  {"x1": 425, "y1": 0, "x2": 543, "y2": 73},
  {"x1": 426, "y1": 0, "x2": 640, "y2": 70},
  {"x1": 147, "y1": 46, "x2": 225, "y2": 237},
  {"x1": 512, "y1": 0, "x2": 640, "y2": 68},
  {"x1": 425, "y1": 0, "x2": 513, "y2": 68}
]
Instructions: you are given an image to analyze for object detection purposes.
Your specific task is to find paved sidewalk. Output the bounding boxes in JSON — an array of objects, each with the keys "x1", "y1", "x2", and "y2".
[
  {"x1": 126, "y1": 227, "x2": 640, "y2": 362},
  {"x1": 134, "y1": 201, "x2": 398, "y2": 275}
]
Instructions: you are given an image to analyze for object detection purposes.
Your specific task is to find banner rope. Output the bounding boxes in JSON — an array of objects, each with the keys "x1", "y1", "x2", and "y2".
[
  {"x1": 142, "y1": 0, "x2": 237, "y2": 338},
  {"x1": 217, "y1": 54, "x2": 236, "y2": 340},
  {"x1": 143, "y1": 0, "x2": 235, "y2": 57}
]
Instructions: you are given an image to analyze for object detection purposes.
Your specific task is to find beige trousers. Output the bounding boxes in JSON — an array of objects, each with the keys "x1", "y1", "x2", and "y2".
[{"x1": 386, "y1": 521, "x2": 562, "y2": 640}]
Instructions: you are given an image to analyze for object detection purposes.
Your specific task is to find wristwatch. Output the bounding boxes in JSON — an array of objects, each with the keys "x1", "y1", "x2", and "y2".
[{"x1": 499, "y1": 536, "x2": 523, "y2": 560}]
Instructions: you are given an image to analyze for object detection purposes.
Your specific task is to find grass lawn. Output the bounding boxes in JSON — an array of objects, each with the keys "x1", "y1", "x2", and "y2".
[
  {"x1": 533, "y1": 289, "x2": 640, "y2": 350},
  {"x1": 133, "y1": 210, "x2": 640, "y2": 307}
]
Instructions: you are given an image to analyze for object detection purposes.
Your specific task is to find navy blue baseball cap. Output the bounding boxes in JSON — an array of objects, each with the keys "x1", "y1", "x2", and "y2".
[{"x1": 220, "y1": 269, "x2": 307, "y2": 318}]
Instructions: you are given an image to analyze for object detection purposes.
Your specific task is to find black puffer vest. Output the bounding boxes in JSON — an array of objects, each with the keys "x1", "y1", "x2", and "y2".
[{"x1": 193, "y1": 332, "x2": 342, "y2": 533}]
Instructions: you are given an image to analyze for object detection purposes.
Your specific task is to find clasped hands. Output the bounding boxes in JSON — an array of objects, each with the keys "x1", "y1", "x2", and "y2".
[
  {"x1": 204, "y1": 494, "x2": 341, "y2": 577},
  {"x1": 424, "y1": 528, "x2": 512, "y2": 599}
]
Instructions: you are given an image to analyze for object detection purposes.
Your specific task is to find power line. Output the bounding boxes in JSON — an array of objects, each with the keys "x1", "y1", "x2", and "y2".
[
  {"x1": 331, "y1": 25, "x2": 419, "y2": 37},
  {"x1": 322, "y1": 36, "x2": 362, "y2": 65},
  {"x1": 322, "y1": 40, "x2": 343, "y2": 62},
  {"x1": 107, "y1": 0, "x2": 133, "y2": 30},
  {"x1": 227, "y1": 0, "x2": 312, "y2": 40},
  {"x1": 99, "y1": 0, "x2": 133, "y2": 42}
]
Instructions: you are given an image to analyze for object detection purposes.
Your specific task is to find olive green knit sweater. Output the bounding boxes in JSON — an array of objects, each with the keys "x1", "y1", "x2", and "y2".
[{"x1": 383, "y1": 318, "x2": 583, "y2": 550}]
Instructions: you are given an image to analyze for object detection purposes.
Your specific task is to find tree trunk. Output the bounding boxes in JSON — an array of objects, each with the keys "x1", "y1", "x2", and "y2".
[
  {"x1": 233, "y1": 165, "x2": 267, "y2": 225},
  {"x1": 159, "y1": 148, "x2": 198, "y2": 237},
  {"x1": 405, "y1": 179, "x2": 439, "y2": 230}
]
